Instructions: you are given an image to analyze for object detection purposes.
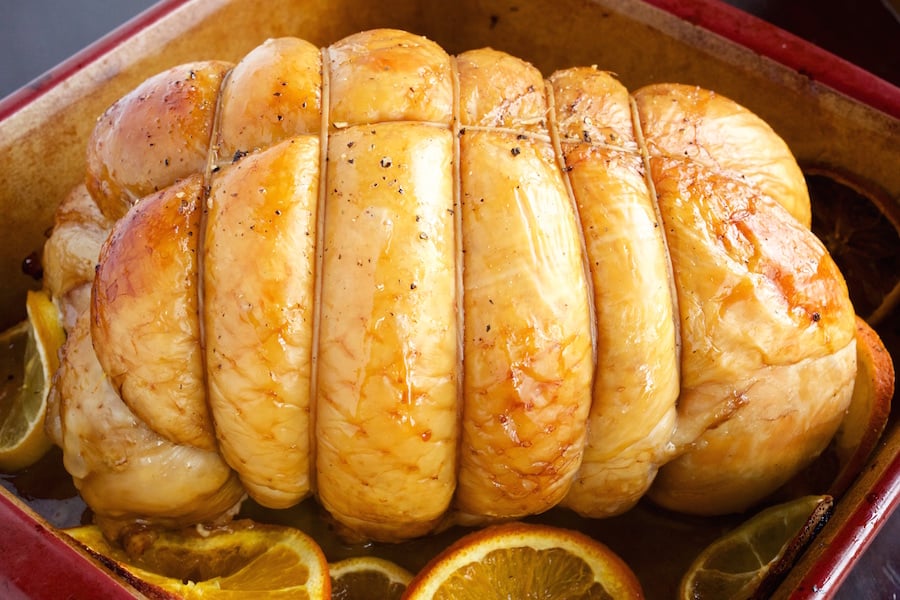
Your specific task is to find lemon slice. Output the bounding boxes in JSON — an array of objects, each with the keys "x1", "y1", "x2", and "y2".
[
  {"x1": 679, "y1": 495, "x2": 834, "y2": 599},
  {"x1": 64, "y1": 520, "x2": 330, "y2": 599},
  {"x1": 330, "y1": 556, "x2": 413, "y2": 600},
  {"x1": 0, "y1": 290, "x2": 65, "y2": 472},
  {"x1": 402, "y1": 521, "x2": 644, "y2": 599}
]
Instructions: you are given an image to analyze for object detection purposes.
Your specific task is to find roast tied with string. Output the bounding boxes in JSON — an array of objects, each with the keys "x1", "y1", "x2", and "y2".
[{"x1": 43, "y1": 29, "x2": 856, "y2": 543}]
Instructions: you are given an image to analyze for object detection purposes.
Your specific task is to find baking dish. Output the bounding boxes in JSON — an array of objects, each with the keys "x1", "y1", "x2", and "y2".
[{"x1": 0, "y1": 0, "x2": 897, "y2": 597}]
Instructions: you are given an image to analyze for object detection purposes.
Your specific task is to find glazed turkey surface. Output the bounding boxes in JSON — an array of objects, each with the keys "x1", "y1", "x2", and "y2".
[{"x1": 44, "y1": 28, "x2": 858, "y2": 543}]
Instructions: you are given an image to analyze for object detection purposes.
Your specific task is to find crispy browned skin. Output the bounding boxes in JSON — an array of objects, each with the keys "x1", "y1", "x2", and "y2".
[{"x1": 44, "y1": 29, "x2": 870, "y2": 542}]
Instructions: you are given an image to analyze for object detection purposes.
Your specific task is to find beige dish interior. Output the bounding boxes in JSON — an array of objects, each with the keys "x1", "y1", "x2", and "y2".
[{"x1": 0, "y1": 0, "x2": 897, "y2": 598}]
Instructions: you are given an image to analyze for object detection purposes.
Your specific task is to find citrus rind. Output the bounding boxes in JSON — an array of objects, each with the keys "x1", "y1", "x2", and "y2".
[
  {"x1": 0, "y1": 290, "x2": 65, "y2": 472},
  {"x1": 330, "y1": 555, "x2": 413, "y2": 600},
  {"x1": 402, "y1": 521, "x2": 643, "y2": 599},
  {"x1": 679, "y1": 495, "x2": 834, "y2": 600},
  {"x1": 829, "y1": 317, "x2": 895, "y2": 497},
  {"x1": 64, "y1": 521, "x2": 330, "y2": 599}
]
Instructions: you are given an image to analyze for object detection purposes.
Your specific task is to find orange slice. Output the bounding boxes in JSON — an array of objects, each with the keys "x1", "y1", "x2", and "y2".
[
  {"x1": 807, "y1": 171, "x2": 900, "y2": 326},
  {"x1": 829, "y1": 316, "x2": 895, "y2": 496},
  {"x1": 402, "y1": 521, "x2": 643, "y2": 599},
  {"x1": 330, "y1": 556, "x2": 413, "y2": 600},
  {"x1": 64, "y1": 520, "x2": 330, "y2": 599}
]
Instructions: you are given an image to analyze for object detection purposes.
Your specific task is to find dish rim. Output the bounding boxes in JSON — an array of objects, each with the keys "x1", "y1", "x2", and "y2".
[{"x1": 0, "y1": 1, "x2": 897, "y2": 598}]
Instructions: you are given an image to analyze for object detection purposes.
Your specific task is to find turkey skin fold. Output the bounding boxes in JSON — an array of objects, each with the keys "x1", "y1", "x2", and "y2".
[{"x1": 43, "y1": 29, "x2": 858, "y2": 543}]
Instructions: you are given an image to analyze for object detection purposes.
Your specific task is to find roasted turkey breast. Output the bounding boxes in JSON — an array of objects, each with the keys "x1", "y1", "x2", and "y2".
[{"x1": 45, "y1": 28, "x2": 860, "y2": 543}]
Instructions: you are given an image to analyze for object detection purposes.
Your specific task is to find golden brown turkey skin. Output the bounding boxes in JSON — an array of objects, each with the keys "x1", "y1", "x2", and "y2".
[
  {"x1": 91, "y1": 175, "x2": 215, "y2": 451},
  {"x1": 85, "y1": 61, "x2": 232, "y2": 222},
  {"x1": 315, "y1": 122, "x2": 459, "y2": 541},
  {"x1": 216, "y1": 37, "x2": 323, "y2": 157},
  {"x1": 454, "y1": 49, "x2": 594, "y2": 520},
  {"x1": 204, "y1": 136, "x2": 321, "y2": 509},
  {"x1": 548, "y1": 68, "x2": 680, "y2": 518},
  {"x1": 311, "y1": 31, "x2": 461, "y2": 542},
  {"x1": 639, "y1": 131, "x2": 856, "y2": 513},
  {"x1": 47, "y1": 310, "x2": 245, "y2": 541},
  {"x1": 44, "y1": 29, "x2": 868, "y2": 542},
  {"x1": 633, "y1": 84, "x2": 812, "y2": 228}
]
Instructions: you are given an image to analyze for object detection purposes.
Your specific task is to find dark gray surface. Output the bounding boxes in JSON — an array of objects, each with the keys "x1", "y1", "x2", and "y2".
[
  {"x1": 1, "y1": 1, "x2": 897, "y2": 598},
  {"x1": 0, "y1": 0, "x2": 157, "y2": 100}
]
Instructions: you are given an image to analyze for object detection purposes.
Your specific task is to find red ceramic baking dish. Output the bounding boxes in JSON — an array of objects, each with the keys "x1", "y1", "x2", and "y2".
[{"x1": 1, "y1": 0, "x2": 897, "y2": 598}]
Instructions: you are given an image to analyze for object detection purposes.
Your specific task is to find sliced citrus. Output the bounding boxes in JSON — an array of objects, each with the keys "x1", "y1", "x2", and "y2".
[
  {"x1": 679, "y1": 495, "x2": 834, "y2": 600},
  {"x1": 402, "y1": 521, "x2": 643, "y2": 599},
  {"x1": 64, "y1": 520, "x2": 330, "y2": 599},
  {"x1": 828, "y1": 317, "x2": 895, "y2": 496},
  {"x1": 807, "y1": 171, "x2": 900, "y2": 327},
  {"x1": 330, "y1": 556, "x2": 413, "y2": 600},
  {"x1": 0, "y1": 290, "x2": 65, "y2": 472}
]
